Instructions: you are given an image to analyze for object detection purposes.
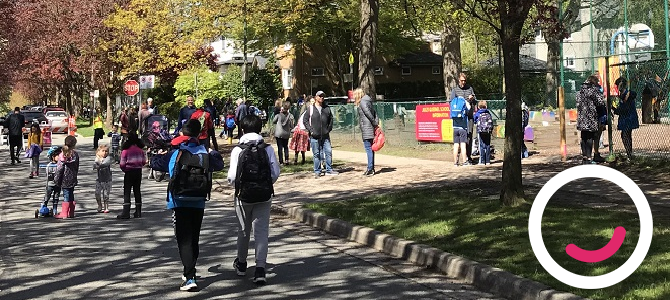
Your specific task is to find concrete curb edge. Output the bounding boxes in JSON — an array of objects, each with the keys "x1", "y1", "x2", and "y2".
[{"x1": 278, "y1": 204, "x2": 588, "y2": 300}]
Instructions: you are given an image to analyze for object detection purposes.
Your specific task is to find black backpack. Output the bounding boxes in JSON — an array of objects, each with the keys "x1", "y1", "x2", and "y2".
[
  {"x1": 168, "y1": 150, "x2": 211, "y2": 201},
  {"x1": 235, "y1": 142, "x2": 274, "y2": 203},
  {"x1": 477, "y1": 111, "x2": 493, "y2": 133}
]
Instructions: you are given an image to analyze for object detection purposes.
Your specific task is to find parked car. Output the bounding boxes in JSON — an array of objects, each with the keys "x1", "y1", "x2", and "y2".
[
  {"x1": 21, "y1": 110, "x2": 48, "y2": 128},
  {"x1": 45, "y1": 111, "x2": 69, "y2": 129},
  {"x1": 42, "y1": 106, "x2": 65, "y2": 115}
]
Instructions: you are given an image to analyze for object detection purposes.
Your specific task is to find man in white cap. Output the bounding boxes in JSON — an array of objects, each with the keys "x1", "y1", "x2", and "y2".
[
  {"x1": 147, "y1": 97, "x2": 158, "y2": 115},
  {"x1": 303, "y1": 91, "x2": 338, "y2": 178}
]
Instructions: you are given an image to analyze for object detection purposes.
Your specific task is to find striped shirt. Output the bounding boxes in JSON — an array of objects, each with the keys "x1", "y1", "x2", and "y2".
[{"x1": 120, "y1": 145, "x2": 146, "y2": 172}]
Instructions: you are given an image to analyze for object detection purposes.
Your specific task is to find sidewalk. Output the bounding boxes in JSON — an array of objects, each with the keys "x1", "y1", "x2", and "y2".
[{"x1": 0, "y1": 137, "x2": 502, "y2": 300}]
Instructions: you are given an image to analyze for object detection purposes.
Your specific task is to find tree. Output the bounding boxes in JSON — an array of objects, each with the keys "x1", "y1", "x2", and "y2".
[
  {"x1": 454, "y1": 0, "x2": 540, "y2": 206},
  {"x1": 359, "y1": 0, "x2": 379, "y2": 99},
  {"x1": 174, "y1": 66, "x2": 224, "y2": 108}
]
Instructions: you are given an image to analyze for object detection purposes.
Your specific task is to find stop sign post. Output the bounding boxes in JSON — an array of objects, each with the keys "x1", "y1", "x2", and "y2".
[{"x1": 124, "y1": 80, "x2": 139, "y2": 97}]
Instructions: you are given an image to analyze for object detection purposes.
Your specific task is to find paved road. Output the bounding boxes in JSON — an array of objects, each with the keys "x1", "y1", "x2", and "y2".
[{"x1": 0, "y1": 136, "x2": 501, "y2": 300}]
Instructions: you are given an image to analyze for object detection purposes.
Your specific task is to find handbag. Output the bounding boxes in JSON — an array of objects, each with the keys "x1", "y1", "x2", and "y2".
[{"x1": 371, "y1": 127, "x2": 385, "y2": 152}]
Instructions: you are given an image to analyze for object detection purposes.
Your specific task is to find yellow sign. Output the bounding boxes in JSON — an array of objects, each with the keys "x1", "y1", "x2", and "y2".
[
  {"x1": 349, "y1": 53, "x2": 354, "y2": 65},
  {"x1": 441, "y1": 119, "x2": 454, "y2": 142}
]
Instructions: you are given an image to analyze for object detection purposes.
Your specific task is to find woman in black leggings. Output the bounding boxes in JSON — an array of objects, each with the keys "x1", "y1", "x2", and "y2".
[{"x1": 575, "y1": 75, "x2": 606, "y2": 164}]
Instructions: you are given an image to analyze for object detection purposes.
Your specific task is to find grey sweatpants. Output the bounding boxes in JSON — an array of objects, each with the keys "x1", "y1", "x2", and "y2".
[{"x1": 235, "y1": 198, "x2": 271, "y2": 268}]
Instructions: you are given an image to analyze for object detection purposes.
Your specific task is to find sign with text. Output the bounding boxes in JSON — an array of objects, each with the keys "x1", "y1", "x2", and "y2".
[
  {"x1": 123, "y1": 80, "x2": 139, "y2": 96},
  {"x1": 415, "y1": 104, "x2": 453, "y2": 142},
  {"x1": 139, "y1": 75, "x2": 155, "y2": 89}
]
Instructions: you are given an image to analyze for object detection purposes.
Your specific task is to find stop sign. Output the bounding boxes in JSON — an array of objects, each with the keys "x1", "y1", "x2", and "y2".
[{"x1": 124, "y1": 80, "x2": 140, "y2": 96}]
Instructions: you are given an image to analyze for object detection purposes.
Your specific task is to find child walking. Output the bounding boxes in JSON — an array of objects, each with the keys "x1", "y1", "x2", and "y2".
[
  {"x1": 108, "y1": 125, "x2": 122, "y2": 163},
  {"x1": 94, "y1": 145, "x2": 113, "y2": 213},
  {"x1": 220, "y1": 110, "x2": 236, "y2": 144},
  {"x1": 42, "y1": 146, "x2": 62, "y2": 216},
  {"x1": 228, "y1": 114, "x2": 280, "y2": 284},
  {"x1": 118, "y1": 132, "x2": 146, "y2": 219},
  {"x1": 27, "y1": 124, "x2": 43, "y2": 179},
  {"x1": 272, "y1": 102, "x2": 294, "y2": 165},
  {"x1": 54, "y1": 136, "x2": 80, "y2": 219}
]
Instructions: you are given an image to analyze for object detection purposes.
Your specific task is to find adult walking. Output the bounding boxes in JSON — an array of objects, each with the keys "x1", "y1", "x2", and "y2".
[
  {"x1": 613, "y1": 77, "x2": 640, "y2": 160},
  {"x1": 203, "y1": 99, "x2": 219, "y2": 151},
  {"x1": 147, "y1": 97, "x2": 159, "y2": 115},
  {"x1": 4, "y1": 107, "x2": 25, "y2": 165},
  {"x1": 576, "y1": 75, "x2": 606, "y2": 164},
  {"x1": 354, "y1": 88, "x2": 378, "y2": 176},
  {"x1": 138, "y1": 103, "x2": 152, "y2": 135},
  {"x1": 234, "y1": 98, "x2": 249, "y2": 139},
  {"x1": 93, "y1": 110, "x2": 105, "y2": 150},
  {"x1": 272, "y1": 101, "x2": 294, "y2": 165},
  {"x1": 175, "y1": 95, "x2": 197, "y2": 134},
  {"x1": 303, "y1": 91, "x2": 338, "y2": 178},
  {"x1": 449, "y1": 73, "x2": 477, "y2": 163}
]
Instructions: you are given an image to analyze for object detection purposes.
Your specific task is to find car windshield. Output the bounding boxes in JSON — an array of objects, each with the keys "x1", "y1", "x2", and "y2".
[
  {"x1": 47, "y1": 112, "x2": 67, "y2": 118},
  {"x1": 23, "y1": 112, "x2": 45, "y2": 120}
]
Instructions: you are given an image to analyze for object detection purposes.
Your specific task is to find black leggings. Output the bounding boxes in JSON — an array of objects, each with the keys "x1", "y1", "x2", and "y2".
[
  {"x1": 123, "y1": 169, "x2": 142, "y2": 207},
  {"x1": 621, "y1": 130, "x2": 633, "y2": 158},
  {"x1": 276, "y1": 137, "x2": 289, "y2": 163},
  {"x1": 580, "y1": 130, "x2": 596, "y2": 160},
  {"x1": 173, "y1": 207, "x2": 204, "y2": 280}
]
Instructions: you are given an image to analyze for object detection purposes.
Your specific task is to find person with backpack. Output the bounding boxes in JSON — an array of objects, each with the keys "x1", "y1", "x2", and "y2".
[
  {"x1": 4, "y1": 107, "x2": 25, "y2": 165},
  {"x1": 219, "y1": 110, "x2": 237, "y2": 144},
  {"x1": 227, "y1": 114, "x2": 280, "y2": 285},
  {"x1": 203, "y1": 99, "x2": 219, "y2": 151},
  {"x1": 117, "y1": 132, "x2": 146, "y2": 219},
  {"x1": 303, "y1": 91, "x2": 338, "y2": 178},
  {"x1": 354, "y1": 88, "x2": 379, "y2": 176},
  {"x1": 189, "y1": 107, "x2": 214, "y2": 150},
  {"x1": 451, "y1": 96, "x2": 471, "y2": 166},
  {"x1": 449, "y1": 73, "x2": 477, "y2": 163},
  {"x1": 474, "y1": 100, "x2": 493, "y2": 165},
  {"x1": 150, "y1": 119, "x2": 224, "y2": 291}
]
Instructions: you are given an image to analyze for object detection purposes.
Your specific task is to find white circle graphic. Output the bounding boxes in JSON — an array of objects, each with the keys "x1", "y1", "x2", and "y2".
[{"x1": 528, "y1": 165, "x2": 653, "y2": 289}]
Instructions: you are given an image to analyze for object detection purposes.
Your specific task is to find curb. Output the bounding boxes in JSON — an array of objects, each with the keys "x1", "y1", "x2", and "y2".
[{"x1": 278, "y1": 204, "x2": 588, "y2": 300}]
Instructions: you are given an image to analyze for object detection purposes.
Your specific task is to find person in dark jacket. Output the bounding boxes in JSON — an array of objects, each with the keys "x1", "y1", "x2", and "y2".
[
  {"x1": 354, "y1": 89, "x2": 378, "y2": 176},
  {"x1": 614, "y1": 77, "x2": 640, "y2": 160},
  {"x1": 4, "y1": 107, "x2": 25, "y2": 165},
  {"x1": 203, "y1": 99, "x2": 219, "y2": 151},
  {"x1": 576, "y1": 75, "x2": 606, "y2": 164},
  {"x1": 174, "y1": 95, "x2": 197, "y2": 134},
  {"x1": 449, "y1": 73, "x2": 477, "y2": 163},
  {"x1": 151, "y1": 119, "x2": 224, "y2": 292},
  {"x1": 303, "y1": 91, "x2": 337, "y2": 178},
  {"x1": 234, "y1": 98, "x2": 249, "y2": 139}
]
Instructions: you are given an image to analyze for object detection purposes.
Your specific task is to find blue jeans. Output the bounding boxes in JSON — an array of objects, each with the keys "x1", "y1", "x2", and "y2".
[
  {"x1": 363, "y1": 139, "x2": 374, "y2": 170},
  {"x1": 310, "y1": 138, "x2": 333, "y2": 174},
  {"x1": 478, "y1": 133, "x2": 491, "y2": 164},
  {"x1": 62, "y1": 188, "x2": 75, "y2": 203}
]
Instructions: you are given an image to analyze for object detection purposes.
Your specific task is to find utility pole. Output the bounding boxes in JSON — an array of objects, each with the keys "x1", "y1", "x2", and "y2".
[{"x1": 243, "y1": 0, "x2": 248, "y2": 101}]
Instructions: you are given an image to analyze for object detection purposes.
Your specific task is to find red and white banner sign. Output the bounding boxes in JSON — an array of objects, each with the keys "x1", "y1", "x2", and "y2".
[{"x1": 415, "y1": 104, "x2": 453, "y2": 142}]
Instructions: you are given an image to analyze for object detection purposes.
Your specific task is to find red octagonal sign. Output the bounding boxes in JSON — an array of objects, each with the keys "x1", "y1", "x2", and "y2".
[{"x1": 124, "y1": 80, "x2": 140, "y2": 96}]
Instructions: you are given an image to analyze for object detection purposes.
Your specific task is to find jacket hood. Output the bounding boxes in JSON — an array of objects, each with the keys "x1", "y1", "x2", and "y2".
[{"x1": 239, "y1": 132, "x2": 264, "y2": 144}]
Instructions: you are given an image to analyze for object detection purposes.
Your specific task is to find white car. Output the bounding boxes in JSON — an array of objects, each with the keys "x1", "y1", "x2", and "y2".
[{"x1": 45, "y1": 111, "x2": 69, "y2": 129}]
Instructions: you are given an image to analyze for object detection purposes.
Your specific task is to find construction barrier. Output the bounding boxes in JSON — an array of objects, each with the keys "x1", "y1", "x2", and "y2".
[{"x1": 68, "y1": 116, "x2": 77, "y2": 136}]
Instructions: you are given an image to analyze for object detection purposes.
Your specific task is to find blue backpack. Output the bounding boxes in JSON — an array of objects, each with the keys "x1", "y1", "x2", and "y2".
[
  {"x1": 225, "y1": 116, "x2": 236, "y2": 129},
  {"x1": 450, "y1": 97, "x2": 467, "y2": 119}
]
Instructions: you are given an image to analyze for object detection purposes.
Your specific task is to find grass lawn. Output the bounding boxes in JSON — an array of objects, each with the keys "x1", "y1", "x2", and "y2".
[
  {"x1": 306, "y1": 186, "x2": 670, "y2": 300},
  {"x1": 75, "y1": 118, "x2": 96, "y2": 137}
]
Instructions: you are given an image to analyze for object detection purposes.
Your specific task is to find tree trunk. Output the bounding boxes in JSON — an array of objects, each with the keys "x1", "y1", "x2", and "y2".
[
  {"x1": 500, "y1": 21, "x2": 526, "y2": 207},
  {"x1": 358, "y1": 0, "x2": 378, "y2": 99},
  {"x1": 442, "y1": 21, "x2": 461, "y2": 98},
  {"x1": 106, "y1": 88, "x2": 113, "y2": 127},
  {"x1": 545, "y1": 39, "x2": 560, "y2": 107}
]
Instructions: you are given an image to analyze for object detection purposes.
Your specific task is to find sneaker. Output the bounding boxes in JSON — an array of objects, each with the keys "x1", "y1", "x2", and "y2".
[
  {"x1": 233, "y1": 258, "x2": 247, "y2": 276},
  {"x1": 462, "y1": 161, "x2": 473, "y2": 166},
  {"x1": 180, "y1": 278, "x2": 198, "y2": 291},
  {"x1": 325, "y1": 170, "x2": 339, "y2": 176},
  {"x1": 314, "y1": 173, "x2": 320, "y2": 179},
  {"x1": 366, "y1": 169, "x2": 375, "y2": 176},
  {"x1": 253, "y1": 267, "x2": 266, "y2": 284},
  {"x1": 453, "y1": 163, "x2": 459, "y2": 167},
  {"x1": 477, "y1": 163, "x2": 485, "y2": 166}
]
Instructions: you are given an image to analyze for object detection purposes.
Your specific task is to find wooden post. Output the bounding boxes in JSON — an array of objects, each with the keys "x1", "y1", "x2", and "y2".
[{"x1": 559, "y1": 87, "x2": 567, "y2": 161}]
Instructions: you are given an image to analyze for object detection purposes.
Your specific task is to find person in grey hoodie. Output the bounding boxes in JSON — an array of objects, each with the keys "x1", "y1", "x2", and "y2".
[
  {"x1": 227, "y1": 114, "x2": 280, "y2": 284},
  {"x1": 272, "y1": 102, "x2": 294, "y2": 165},
  {"x1": 354, "y1": 89, "x2": 378, "y2": 176}
]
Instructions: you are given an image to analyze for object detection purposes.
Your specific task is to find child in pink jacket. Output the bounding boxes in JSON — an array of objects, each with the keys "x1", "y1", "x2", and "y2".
[{"x1": 118, "y1": 132, "x2": 146, "y2": 219}]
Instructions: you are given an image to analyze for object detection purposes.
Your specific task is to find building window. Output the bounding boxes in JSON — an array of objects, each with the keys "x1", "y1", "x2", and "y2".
[
  {"x1": 311, "y1": 67, "x2": 325, "y2": 77},
  {"x1": 401, "y1": 66, "x2": 412, "y2": 75},
  {"x1": 564, "y1": 56, "x2": 576, "y2": 69},
  {"x1": 432, "y1": 66, "x2": 441, "y2": 75},
  {"x1": 282, "y1": 69, "x2": 293, "y2": 90},
  {"x1": 374, "y1": 66, "x2": 384, "y2": 75}
]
